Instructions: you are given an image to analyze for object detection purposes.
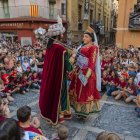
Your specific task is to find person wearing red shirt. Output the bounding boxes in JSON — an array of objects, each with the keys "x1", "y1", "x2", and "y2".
[
  {"x1": 101, "y1": 71, "x2": 108, "y2": 92},
  {"x1": 122, "y1": 77, "x2": 137, "y2": 103},
  {"x1": 31, "y1": 71, "x2": 40, "y2": 89},
  {"x1": 17, "y1": 106, "x2": 43, "y2": 135},
  {"x1": 18, "y1": 74, "x2": 29, "y2": 94},
  {"x1": 1, "y1": 70, "x2": 10, "y2": 85},
  {"x1": 121, "y1": 67, "x2": 129, "y2": 79},
  {"x1": 112, "y1": 76, "x2": 127, "y2": 100},
  {"x1": 106, "y1": 70, "x2": 119, "y2": 96}
]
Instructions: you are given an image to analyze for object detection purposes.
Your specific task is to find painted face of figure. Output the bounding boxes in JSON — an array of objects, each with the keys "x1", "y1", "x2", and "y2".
[{"x1": 83, "y1": 34, "x2": 92, "y2": 45}]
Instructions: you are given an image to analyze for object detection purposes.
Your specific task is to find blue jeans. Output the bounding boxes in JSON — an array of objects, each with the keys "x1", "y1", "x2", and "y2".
[
  {"x1": 107, "y1": 85, "x2": 118, "y2": 96},
  {"x1": 136, "y1": 89, "x2": 140, "y2": 95},
  {"x1": 31, "y1": 83, "x2": 40, "y2": 89}
]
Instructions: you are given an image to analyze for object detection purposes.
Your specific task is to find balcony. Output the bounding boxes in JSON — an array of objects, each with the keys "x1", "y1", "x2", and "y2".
[
  {"x1": 128, "y1": 3, "x2": 140, "y2": 30},
  {"x1": 0, "y1": 5, "x2": 63, "y2": 20}
]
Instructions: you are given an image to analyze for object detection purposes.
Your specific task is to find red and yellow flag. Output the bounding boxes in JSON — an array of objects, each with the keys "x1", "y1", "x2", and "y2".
[{"x1": 30, "y1": 4, "x2": 39, "y2": 17}]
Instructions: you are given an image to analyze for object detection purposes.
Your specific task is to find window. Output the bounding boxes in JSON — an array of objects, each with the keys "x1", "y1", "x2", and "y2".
[
  {"x1": 78, "y1": 5, "x2": 82, "y2": 30},
  {"x1": 78, "y1": 5, "x2": 82, "y2": 21},
  {"x1": 2, "y1": 0, "x2": 10, "y2": 18},
  {"x1": 107, "y1": 17, "x2": 108, "y2": 31},
  {"x1": 90, "y1": 9, "x2": 93, "y2": 24},
  {"x1": 49, "y1": 4, "x2": 54, "y2": 19},
  {"x1": 61, "y1": 3, "x2": 66, "y2": 15},
  {"x1": 104, "y1": 16, "x2": 106, "y2": 30},
  {"x1": 98, "y1": 13, "x2": 101, "y2": 21}
]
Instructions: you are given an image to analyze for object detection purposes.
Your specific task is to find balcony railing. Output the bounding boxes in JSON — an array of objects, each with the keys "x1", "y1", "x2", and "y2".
[
  {"x1": 128, "y1": 3, "x2": 140, "y2": 30},
  {"x1": 0, "y1": 5, "x2": 64, "y2": 20}
]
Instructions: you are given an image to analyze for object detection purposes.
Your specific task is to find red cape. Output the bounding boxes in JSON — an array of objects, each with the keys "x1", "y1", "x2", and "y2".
[{"x1": 39, "y1": 43, "x2": 66, "y2": 125}]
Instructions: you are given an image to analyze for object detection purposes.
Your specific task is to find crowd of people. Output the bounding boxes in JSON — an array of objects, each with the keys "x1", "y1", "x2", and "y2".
[
  {"x1": 0, "y1": 36, "x2": 139, "y2": 139},
  {"x1": 0, "y1": 39, "x2": 69, "y2": 140},
  {"x1": 0, "y1": 39, "x2": 46, "y2": 103},
  {"x1": 100, "y1": 45, "x2": 140, "y2": 116}
]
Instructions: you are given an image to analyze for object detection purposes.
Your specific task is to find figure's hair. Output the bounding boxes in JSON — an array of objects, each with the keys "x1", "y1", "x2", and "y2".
[
  {"x1": 0, "y1": 118, "x2": 23, "y2": 140},
  {"x1": 47, "y1": 35, "x2": 62, "y2": 48},
  {"x1": 84, "y1": 32, "x2": 95, "y2": 42},
  {"x1": 17, "y1": 106, "x2": 31, "y2": 123},
  {"x1": 47, "y1": 36, "x2": 57, "y2": 48}
]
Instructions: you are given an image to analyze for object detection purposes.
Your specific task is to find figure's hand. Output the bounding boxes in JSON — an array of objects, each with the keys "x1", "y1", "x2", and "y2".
[{"x1": 72, "y1": 49, "x2": 77, "y2": 56}]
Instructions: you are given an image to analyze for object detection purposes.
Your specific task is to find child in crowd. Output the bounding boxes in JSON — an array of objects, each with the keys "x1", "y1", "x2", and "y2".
[
  {"x1": 128, "y1": 65, "x2": 137, "y2": 77},
  {"x1": 0, "y1": 97, "x2": 10, "y2": 122},
  {"x1": 134, "y1": 94, "x2": 140, "y2": 117},
  {"x1": 122, "y1": 77, "x2": 137, "y2": 103},
  {"x1": 101, "y1": 71, "x2": 108, "y2": 92},
  {"x1": 0, "y1": 118, "x2": 23, "y2": 140},
  {"x1": 18, "y1": 74, "x2": 30, "y2": 94},
  {"x1": 31, "y1": 71, "x2": 40, "y2": 89},
  {"x1": 1, "y1": 70, "x2": 10, "y2": 85},
  {"x1": 106, "y1": 70, "x2": 119, "y2": 96},
  {"x1": 17, "y1": 105, "x2": 43, "y2": 135},
  {"x1": 10, "y1": 66, "x2": 18, "y2": 81},
  {"x1": 30, "y1": 55, "x2": 38, "y2": 72},
  {"x1": 37, "y1": 51, "x2": 44, "y2": 73},
  {"x1": 137, "y1": 81, "x2": 140, "y2": 95},
  {"x1": 52, "y1": 125, "x2": 69, "y2": 140},
  {"x1": 112, "y1": 76, "x2": 127, "y2": 100},
  {"x1": 22, "y1": 58, "x2": 30, "y2": 72},
  {"x1": 121, "y1": 67, "x2": 129, "y2": 79},
  {"x1": 0, "y1": 80, "x2": 14, "y2": 103},
  {"x1": 16, "y1": 60, "x2": 23, "y2": 74},
  {"x1": 96, "y1": 132, "x2": 121, "y2": 140}
]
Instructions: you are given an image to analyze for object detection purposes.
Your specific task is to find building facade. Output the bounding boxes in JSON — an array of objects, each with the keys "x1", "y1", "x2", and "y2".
[
  {"x1": 67, "y1": 0, "x2": 112, "y2": 44},
  {"x1": 0, "y1": 0, "x2": 67, "y2": 45},
  {"x1": 116, "y1": 0, "x2": 140, "y2": 48}
]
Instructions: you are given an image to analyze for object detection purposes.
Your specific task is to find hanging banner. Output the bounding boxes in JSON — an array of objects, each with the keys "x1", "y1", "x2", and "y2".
[{"x1": 84, "y1": 0, "x2": 89, "y2": 20}]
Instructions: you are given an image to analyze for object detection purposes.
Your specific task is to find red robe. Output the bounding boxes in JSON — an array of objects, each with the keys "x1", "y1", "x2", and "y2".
[
  {"x1": 39, "y1": 44, "x2": 66, "y2": 125},
  {"x1": 69, "y1": 45, "x2": 101, "y2": 116}
]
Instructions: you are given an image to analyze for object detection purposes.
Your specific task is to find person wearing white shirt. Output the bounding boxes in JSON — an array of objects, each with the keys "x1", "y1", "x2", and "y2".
[
  {"x1": 17, "y1": 61, "x2": 23, "y2": 74},
  {"x1": 22, "y1": 58, "x2": 30, "y2": 72},
  {"x1": 30, "y1": 55, "x2": 38, "y2": 72}
]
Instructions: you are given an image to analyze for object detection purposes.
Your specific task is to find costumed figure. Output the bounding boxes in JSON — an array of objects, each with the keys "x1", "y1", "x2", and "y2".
[
  {"x1": 68, "y1": 26, "x2": 101, "y2": 119},
  {"x1": 39, "y1": 16, "x2": 72, "y2": 125}
]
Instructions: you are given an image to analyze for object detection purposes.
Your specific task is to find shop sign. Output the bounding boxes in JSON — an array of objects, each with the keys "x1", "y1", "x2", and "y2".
[{"x1": 0, "y1": 23, "x2": 24, "y2": 27}]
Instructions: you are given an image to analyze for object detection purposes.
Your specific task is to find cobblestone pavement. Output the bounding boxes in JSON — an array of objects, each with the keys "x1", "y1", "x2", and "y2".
[{"x1": 10, "y1": 90, "x2": 140, "y2": 140}]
